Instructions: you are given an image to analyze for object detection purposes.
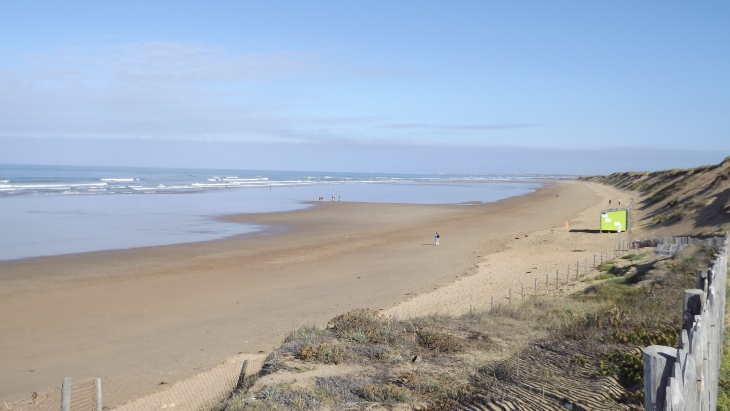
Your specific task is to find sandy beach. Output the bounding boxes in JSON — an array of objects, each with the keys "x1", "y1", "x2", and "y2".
[{"x1": 0, "y1": 180, "x2": 630, "y2": 405}]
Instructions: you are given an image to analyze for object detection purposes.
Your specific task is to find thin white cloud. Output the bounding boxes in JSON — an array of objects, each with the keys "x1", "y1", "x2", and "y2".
[
  {"x1": 0, "y1": 42, "x2": 349, "y2": 141},
  {"x1": 380, "y1": 123, "x2": 534, "y2": 131}
]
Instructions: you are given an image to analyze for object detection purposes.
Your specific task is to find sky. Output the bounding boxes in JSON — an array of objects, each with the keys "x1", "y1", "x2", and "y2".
[{"x1": 1, "y1": 1, "x2": 728, "y2": 174}]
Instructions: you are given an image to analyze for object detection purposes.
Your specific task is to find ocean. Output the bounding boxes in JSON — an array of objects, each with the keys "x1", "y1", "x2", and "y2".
[{"x1": 0, "y1": 164, "x2": 574, "y2": 261}]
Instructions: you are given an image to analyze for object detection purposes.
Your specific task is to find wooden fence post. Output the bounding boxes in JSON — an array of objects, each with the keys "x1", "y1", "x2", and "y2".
[
  {"x1": 236, "y1": 360, "x2": 250, "y2": 389},
  {"x1": 585, "y1": 258, "x2": 588, "y2": 275},
  {"x1": 490, "y1": 296, "x2": 494, "y2": 312},
  {"x1": 61, "y1": 378, "x2": 71, "y2": 411},
  {"x1": 94, "y1": 378, "x2": 102, "y2": 411},
  {"x1": 545, "y1": 274, "x2": 549, "y2": 294},
  {"x1": 556, "y1": 270, "x2": 559, "y2": 288},
  {"x1": 593, "y1": 254, "x2": 596, "y2": 268},
  {"x1": 682, "y1": 289, "x2": 704, "y2": 331},
  {"x1": 534, "y1": 278, "x2": 538, "y2": 296},
  {"x1": 509, "y1": 288, "x2": 512, "y2": 304},
  {"x1": 643, "y1": 346, "x2": 676, "y2": 411},
  {"x1": 521, "y1": 283, "x2": 524, "y2": 300}
]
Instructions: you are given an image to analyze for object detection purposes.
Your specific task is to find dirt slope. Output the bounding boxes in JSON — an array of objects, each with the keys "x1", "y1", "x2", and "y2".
[{"x1": 579, "y1": 156, "x2": 730, "y2": 235}]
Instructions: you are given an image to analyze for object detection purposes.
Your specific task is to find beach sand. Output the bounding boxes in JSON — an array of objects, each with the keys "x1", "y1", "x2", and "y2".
[{"x1": 0, "y1": 181, "x2": 631, "y2": 405}]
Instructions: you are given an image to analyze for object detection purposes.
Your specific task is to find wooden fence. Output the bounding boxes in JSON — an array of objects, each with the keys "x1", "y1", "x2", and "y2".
[{"x1": 643, "y1": 233, "x2": 729, "y2": 410}]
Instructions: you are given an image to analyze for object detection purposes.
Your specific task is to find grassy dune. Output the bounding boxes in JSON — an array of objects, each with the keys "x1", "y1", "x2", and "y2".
[{"x1": 579, "y1": 156, "x2": 730, "y2": 233}]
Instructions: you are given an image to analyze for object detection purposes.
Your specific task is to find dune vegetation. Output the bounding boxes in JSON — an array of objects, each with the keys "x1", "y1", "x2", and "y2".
[
  {"x1": 579, "y1": 156, "x2": 730, "y2": 233},
  {"x1": 217, "y1": 246, "x2": 716, "y2": 410}
]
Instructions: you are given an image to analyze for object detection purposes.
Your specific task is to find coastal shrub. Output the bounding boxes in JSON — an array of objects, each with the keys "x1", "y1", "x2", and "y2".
[
  {"x1": 571, "y1": 355, "x2": 589, "y2": 366},
  {"x1": 588, "y1": 351, "x2": 644, "y2": 405},
  {"x1": 272, "y1": 390, "x2": 320, "y2": 410},
  {"x1": 415, "y1": 326, "x2": 462, "y2": 352},
  {"x1": 598, "y1": 261, "x2": 616, "y2": 273},
  {"x1": 651, "y1": 210, "x2": 685, "y2": 225},
  {"x1": 612, "y1": 324, "x2": 679, "y2": 346},
  {"x1": 621, "y1": 252, "x2": 646, "y2": 261},
  {"x1": 397, "y1": 371, "x2": 474, "y2": 403},
  {"x1": 281, "y1": 325, "x2": 331, "y2": 356},
  {"x1": 235, "y1": 383, "x2": 322, "y2": 411},
  {"x1": 328, "y1": 309, "x2": 402, "y2": 345},
  {"x1": 349, "y1": 343, "x2": 402, "y2": 363},
  {"x1": 343, "y1": 330, "x2": 369, "y2": 343},
  {"x1": 584, "y1": 273, "x2": 616, "y2": 282},
  {"x1": 315, "y1": 375, "x2": 367, "y2": 404},
  {"x1": 359, "y1": 383, "x2": 411, "y2": 403},
  {"x1": 585, "y1": 279, "x2": 641, "y2": 302},
  {"x1": 298, "y1": 343, "x2": 343, "y2": 364}
]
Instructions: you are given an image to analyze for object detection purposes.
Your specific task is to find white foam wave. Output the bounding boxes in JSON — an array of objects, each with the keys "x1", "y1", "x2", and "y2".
[
  {"x1": 0, "y1": 183, "x2": 107, "y2": 189},
  {"x1": 101, "y1": 178, "x2": 138, "y2": 182}
]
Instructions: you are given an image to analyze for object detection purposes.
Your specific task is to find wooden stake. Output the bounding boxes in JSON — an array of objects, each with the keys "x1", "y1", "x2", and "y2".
[
  {"x1": 95, "y1": 378, "x2": 102, "y2": 411},
  {"x1": 61, "y1": 378, "x2": 71, "y2": 411},
  {"x1": 236, "y1": 360, "x2": 249, "y2": 389}
]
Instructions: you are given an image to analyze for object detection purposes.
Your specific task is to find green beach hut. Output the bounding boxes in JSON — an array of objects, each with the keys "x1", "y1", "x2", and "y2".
[{"x1": 600, "y1": 209, "x2": 629, "y2": 233}]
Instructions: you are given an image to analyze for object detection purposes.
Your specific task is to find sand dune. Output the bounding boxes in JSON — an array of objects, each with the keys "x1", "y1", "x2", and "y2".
[{"x1": 579, "y1": 155, "x2": 730, "y2": 235}]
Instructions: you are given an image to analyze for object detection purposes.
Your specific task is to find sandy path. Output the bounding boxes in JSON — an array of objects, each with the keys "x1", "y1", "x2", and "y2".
[{"x1": 0, "y1": 181, "x2": 621, "y2": 406}]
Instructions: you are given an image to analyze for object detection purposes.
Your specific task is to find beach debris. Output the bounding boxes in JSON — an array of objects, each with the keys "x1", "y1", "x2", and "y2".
[{"x1": 411, "y1": 355, "x2": 422, "y2": 363}]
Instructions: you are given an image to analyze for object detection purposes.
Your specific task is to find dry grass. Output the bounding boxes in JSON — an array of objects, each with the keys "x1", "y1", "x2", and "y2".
[{"x1": 216, "y1": 245, "x2": 719, "y2": 410}]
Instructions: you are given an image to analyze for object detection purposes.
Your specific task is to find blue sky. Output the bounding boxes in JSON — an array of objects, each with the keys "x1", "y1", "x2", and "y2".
[{"x1": 1, "y1": 1, "x2": 728, "y2": 173}]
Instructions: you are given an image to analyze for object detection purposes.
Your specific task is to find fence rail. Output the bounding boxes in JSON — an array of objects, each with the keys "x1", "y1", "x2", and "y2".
[{"x1": 643, "y1": 233, "x2": 729, "y2": 410}]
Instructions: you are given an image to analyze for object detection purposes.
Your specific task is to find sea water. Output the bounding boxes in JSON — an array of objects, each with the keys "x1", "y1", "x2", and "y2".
[{"x1": 0, "y1": 164, "x2": 573, "y2": 261}]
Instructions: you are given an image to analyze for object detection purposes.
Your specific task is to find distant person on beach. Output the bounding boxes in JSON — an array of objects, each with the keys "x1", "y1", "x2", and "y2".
[
  {"x1": 618, "y1": 199, "x2": 621, "y2": 205},
  {"x1": 435, "y1": 232, "x2": 440, "y2": 245},
  {"x1": 609, "y1": 199, "x2": 612, "y2": 205}
]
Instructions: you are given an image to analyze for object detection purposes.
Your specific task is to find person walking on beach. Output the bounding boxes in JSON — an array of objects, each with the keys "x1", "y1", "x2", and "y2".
[
  {"x1": 435, "y1": 232, "x2": 440, "y2": 246},
  {"x1": 618, "y1": 198, "x2": 621, "y2": 205},
  {"x1": 609, "y1": 199, "x2": 612, "y2": 205}
]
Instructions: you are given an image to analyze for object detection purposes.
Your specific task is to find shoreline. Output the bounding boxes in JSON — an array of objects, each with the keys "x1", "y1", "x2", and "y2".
[
  {"x1": 0, "y1": 181, "x2": 619, "y2": 405},
  {"x1": 0, "y1": 179, "x2": 540, "y2": 262}
]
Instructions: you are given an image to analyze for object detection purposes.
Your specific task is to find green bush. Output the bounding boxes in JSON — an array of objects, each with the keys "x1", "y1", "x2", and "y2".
[{"x1": 612, "y1": 325, "x2": 679, "y2": 347}]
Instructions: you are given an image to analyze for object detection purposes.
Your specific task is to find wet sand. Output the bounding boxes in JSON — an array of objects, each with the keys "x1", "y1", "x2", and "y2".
[{"x1": 0, "y1": 181, "x2": 616, "y2": 405}]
